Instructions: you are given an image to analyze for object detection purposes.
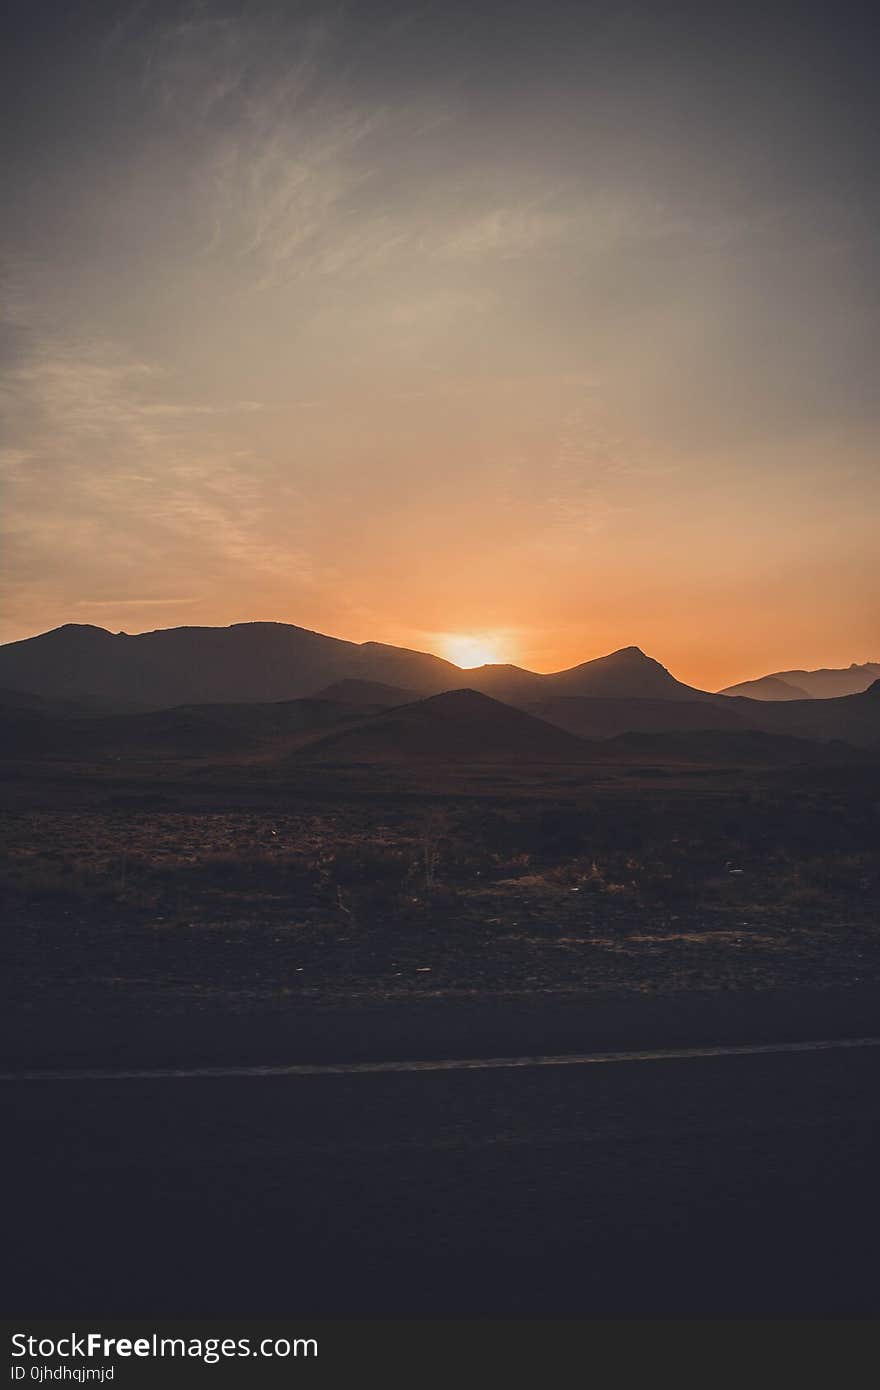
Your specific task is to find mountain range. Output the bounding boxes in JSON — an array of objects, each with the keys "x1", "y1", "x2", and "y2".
[
  {"x1": 0, "y1": 623, "x2": 713, "y2": 709},
  {"x1": 0, "y1": 621, "x2": 878, "y2": 754},
  {"x1": 720, "y1": 662, "x2": 880, "y2": 701}
]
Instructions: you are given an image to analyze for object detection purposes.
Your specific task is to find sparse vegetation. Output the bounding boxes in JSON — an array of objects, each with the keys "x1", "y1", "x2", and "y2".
[{"x1": 3, "y1": 763, "x2": 878, "y2": 1015}]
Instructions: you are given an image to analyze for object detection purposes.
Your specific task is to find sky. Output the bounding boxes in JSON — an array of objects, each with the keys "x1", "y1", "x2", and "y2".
[{"x1": 1, "y1": 0, "x2": 878, "y2": 689}]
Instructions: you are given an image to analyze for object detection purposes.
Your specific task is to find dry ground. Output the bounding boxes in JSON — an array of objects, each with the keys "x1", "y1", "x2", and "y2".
[{"x1": 3, "y1": 755, "x2": 878, "y2": 1017}]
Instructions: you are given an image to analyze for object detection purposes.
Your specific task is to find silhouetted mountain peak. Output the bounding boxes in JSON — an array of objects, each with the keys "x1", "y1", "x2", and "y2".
[
  {"x1": 301, "y1": 685, "x2": 589, "y2": 762},
  {"x1": 568, "y1": 646, "x2": 669, "y2": 674},
  {"x1": 543, "y1": 644, "x2": 705, "y2": 702},
  {"x1": 413, "y1": 688, "x2": 499, "y2": 715},
  {"x1": 602, "y1": 645, "x2": 656, "y2": 665},
  {"x1": 48, "y1": 623, "x2": 115, "y2": 640}
]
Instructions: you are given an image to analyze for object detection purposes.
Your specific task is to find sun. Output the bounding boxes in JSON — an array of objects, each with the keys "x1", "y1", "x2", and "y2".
[{"x1": 440, "y1": 633, "x2": 506, "y2": 669}]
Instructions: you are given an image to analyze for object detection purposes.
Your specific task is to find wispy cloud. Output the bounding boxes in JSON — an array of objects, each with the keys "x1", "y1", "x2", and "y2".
[
  {"x1": 2, "y1": 0, "x2": 878, "y2": 670},
  {"x1": 0, "y1": 285, "x2": 326, "y2": 633},
  {"x1": 437, "y1": 204, "x2": 570, "y2": 262},
  {"x1": 131, "y1": 8, "x2": 588, "y2": 287}
]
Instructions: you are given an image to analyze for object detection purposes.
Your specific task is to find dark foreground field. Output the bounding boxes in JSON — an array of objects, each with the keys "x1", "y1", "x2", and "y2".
[
  {"x1": 3, "y1": 749, "x2": 879, "y2": 1317},
  {"x1": 3, "y1": 752, "x2": 879, "y2": 1027}
]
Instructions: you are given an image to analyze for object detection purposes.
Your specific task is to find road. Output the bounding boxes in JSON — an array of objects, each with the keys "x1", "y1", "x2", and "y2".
[{"x1": 4, "y1": 1035, "x2": 880, "y2": 1317}]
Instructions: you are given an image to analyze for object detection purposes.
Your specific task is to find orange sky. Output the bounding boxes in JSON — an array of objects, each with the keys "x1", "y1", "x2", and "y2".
[{"x1": 2, "y1": 4, "x2": 878, "y2": 692}]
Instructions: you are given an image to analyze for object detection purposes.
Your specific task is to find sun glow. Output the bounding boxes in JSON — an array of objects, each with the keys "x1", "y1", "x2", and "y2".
[{"x1": 440, "y1": 633, "x2": 508, "y2": 669}]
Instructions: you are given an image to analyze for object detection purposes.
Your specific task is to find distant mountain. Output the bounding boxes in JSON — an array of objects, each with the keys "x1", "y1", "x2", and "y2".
[
  {"x1": 721, "y1": 662, "x2": 880, "y2": 701},
  {"x1": 775, "y1": 662, "x2": 880, "y2": 699},
  {"x1": 298, "y1": 688, "x2": 590, "y2": 763},
  {"x1": 719, "y1": 675, "x2": 811, "y2": 701}
]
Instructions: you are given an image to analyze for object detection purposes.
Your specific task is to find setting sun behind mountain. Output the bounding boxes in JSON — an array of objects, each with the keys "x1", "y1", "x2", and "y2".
[{"x1": 440, "y1": 634, "x2": 510, "y2": 669}]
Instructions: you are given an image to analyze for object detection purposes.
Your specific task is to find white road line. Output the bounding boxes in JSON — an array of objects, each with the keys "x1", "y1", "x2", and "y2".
[{"x1": 3, "y1": 1034, "x2": 880, "y2": 1082}]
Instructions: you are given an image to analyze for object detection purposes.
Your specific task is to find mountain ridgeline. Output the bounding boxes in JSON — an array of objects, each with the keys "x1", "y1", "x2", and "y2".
[
  {"x1": 0, "y1": 622, "x2": 878, "y2": 757},
  {"x1": 0, "y1": 623, "x2": 712, "y2": 708}
]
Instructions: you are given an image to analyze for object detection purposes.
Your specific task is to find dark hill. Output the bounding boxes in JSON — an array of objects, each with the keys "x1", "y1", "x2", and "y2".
[
  {"x1": 299, "y1": 688, "x2": 591, "y2": 763},
  {"x1": 721, "y1": 662, "x2": 880, "y2": 700}
]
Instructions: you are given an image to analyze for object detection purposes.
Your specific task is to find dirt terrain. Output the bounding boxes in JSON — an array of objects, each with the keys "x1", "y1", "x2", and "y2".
[{"x1": 3, "y1": 746, "x2": 878, "y2": 1032}]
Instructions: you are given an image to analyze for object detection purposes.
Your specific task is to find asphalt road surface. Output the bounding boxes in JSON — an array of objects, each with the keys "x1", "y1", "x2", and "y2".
[{"x1": 5, "y1": 1036, "x2": 880, "y2": 1318}]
